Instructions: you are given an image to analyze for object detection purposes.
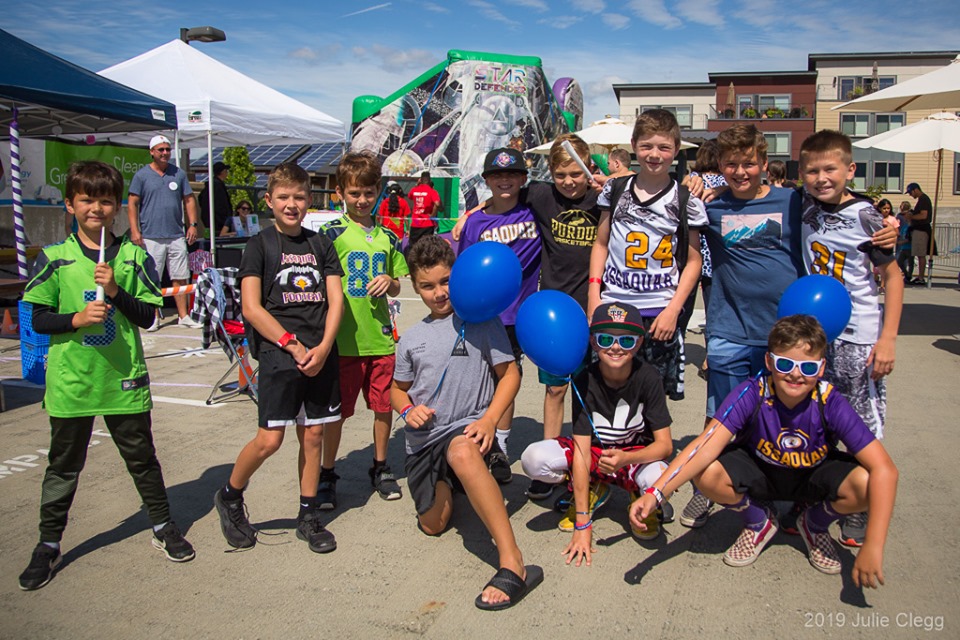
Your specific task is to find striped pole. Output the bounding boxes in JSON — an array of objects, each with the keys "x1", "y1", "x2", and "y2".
[{"x1": 10, "y1": 107, "x2": 28, "y2": 280}]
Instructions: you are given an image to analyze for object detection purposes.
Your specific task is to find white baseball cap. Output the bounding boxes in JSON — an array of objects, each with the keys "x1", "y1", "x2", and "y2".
[{"x1": 149, "y1": 135, "x2": 172, "y2": 149}]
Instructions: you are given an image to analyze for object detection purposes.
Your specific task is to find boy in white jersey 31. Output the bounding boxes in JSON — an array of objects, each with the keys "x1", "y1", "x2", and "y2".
[
  {"x1": 589, "y1": 109, "x2": 706, "y2": 401},
  {"x1": 798, "y1": 130, "x2": 903, "y2": 547}
]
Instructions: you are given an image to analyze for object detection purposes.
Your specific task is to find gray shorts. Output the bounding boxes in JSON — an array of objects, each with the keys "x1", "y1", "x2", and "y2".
[
  {"x1": 825, "y1": 339, "x2": 886, "y2": 438},
  {"x1": 911, "y1": 230, "x2": 930, "y2": 258},
  {"x1": 144, "y1": 236, "x2": 190, "y2": 281}
]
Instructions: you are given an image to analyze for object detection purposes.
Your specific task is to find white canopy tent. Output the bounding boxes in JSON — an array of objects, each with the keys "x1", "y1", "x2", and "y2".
[{"x1": 90, "y1": 40, "x2": 345, "y2": 262}]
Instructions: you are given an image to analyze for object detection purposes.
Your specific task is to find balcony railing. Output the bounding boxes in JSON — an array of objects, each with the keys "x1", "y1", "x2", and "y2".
[{"x1": 709, "y1": 104, "x2": 813, "y2": 120}]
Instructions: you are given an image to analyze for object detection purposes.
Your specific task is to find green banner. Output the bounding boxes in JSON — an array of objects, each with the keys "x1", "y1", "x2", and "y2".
[{"x1": 44, "y1": 140, "x2": 151, "y2": 201}]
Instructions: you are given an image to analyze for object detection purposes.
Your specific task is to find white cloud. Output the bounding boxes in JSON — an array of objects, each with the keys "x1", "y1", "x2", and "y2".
[
  {"x1": 539, "y1": 16, "x2": 583, "y2": 29},
  {"x1": 421, "y1": 1, "x2": 449, "y2": 12},
  {"x1": 602, "y1": 13, "x2": 630, "y2": 30},
  {"x1": 731, "y1": 0, "x2": 778, "y2": 28},
  {"x1": 467, "y1": 0, "x2": 520, "y2": 28},
  {"x1": 675, "y1": 0, "x2": 725, "y2": 27},
  {"x1": 514, "y1": 0, "x2": 550, "y2": 10},
  {"x1": 352, "y1": 45, "x2": 441, "y2": 73},
  {"x1": 288, "y1": 44, "x2": 342, "y2": 63},
  {"x1": 626, "y1": 0, "x2": 682, "y2": 29},
  {"x1": 341, "y1": 3, "x2": 392, "y2": 18},
  {"x1": 579, "y1": 0, "x2": 606, "y2": 13}
]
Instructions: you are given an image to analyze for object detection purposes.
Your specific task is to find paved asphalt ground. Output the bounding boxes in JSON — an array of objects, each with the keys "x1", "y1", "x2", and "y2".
[{"x1": 0, "y1": 283, "x2": 958, "y2": 639}]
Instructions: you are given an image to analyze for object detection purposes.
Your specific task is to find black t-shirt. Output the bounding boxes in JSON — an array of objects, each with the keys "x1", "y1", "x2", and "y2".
[
  {"x1": 238, "y1": 228, "x2": 343, "y2": 352},
  {"x1": 911, "y1": 193, "x2": 933, "y2": 233},
  {"x1": 571, "y1": 359, "x2": 672, "y2": 448},
  {"x1": 522, "y1": 181, "x2": 600, "y2": 310}
]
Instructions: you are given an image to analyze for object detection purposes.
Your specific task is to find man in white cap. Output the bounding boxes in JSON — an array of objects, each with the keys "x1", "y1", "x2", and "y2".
[{"x1": 127, "y1": 135, "x2": 202, "y2": 330}]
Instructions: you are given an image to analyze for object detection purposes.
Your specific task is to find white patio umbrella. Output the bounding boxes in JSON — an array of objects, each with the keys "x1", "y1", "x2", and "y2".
[
  {"x1": 834, "y1": 55, "x2": 960, "y2": 112},
  {"x1": 853, "y1": 111, "x2": 960, "y2": 287},
  {"x1": 526, "y1": 117, "x2": 697, "y2": 155}
]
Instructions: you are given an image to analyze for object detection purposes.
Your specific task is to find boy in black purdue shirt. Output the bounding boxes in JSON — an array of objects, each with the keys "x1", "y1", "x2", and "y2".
[{"x1": 521, "y1": 302, "x2": 674, "y2": 566}]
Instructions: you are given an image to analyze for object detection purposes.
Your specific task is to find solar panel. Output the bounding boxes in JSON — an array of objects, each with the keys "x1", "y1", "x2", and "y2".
[
  {"x1": 190, "y1": 144, "x2": 306, "y2": 168},
  {"x1": 247, "y1": 144, "x2": 306, "y2": 166},
  {"x1": 296, "y1": 142, "x2": 343, "y2": 171}
]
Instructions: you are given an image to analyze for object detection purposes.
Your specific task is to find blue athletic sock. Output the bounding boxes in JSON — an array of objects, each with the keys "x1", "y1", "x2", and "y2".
[
  {"x1": 725, "y1": 494, "x2": 769, "y2": 532},
  {"x1": 804, "y1": 500, "x2": 841, "y2": 533}
]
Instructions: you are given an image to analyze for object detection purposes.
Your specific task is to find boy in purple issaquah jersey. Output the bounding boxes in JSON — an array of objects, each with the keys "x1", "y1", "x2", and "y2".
[
  {"x1": 630, "y1": 315, "x2": 897, "y2": 589},
  {"x1": 458, "y1": 147, "x2": 542, "y2": 484}
]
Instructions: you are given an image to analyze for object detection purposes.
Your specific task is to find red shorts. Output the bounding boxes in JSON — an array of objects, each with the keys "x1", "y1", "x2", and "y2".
[{"x1": 339, "y1": 355, "x2": 395, "y2": 418}]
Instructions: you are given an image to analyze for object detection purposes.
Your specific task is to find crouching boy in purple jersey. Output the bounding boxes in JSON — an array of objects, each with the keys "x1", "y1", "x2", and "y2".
[{"x1": 630, "y1": 315, "x2": 897, "y2": 588}]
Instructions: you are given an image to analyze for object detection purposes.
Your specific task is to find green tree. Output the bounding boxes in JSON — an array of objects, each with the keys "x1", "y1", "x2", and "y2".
[{"x1": 222, "y1": 146, "x2": 257, "y2": 211}]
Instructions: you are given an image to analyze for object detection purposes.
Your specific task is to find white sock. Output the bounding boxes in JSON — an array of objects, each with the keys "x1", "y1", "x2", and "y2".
[
  {"x1": 152, "y1": 522, "x2": 168, "y2": 533},
  {"x1": 496, "y1": 429, "x2": 510, "y2": 458},
  {"x1": 42, "y1": 541, "x2": 60, "y2": 551}
]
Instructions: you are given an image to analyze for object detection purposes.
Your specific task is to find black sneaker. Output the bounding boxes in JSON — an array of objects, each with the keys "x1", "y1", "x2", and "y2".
[
  {"x1": 488, "y1": 452, "x2": 512, "y2": 485},
  {"x1": 553, "y1": 487, "x2": 573, "y2": 513},
  {"x1": 660, "y1": 500, "x2": 675, "y2": 524},
  {"x1": 152, "y1": 521, "x2": 196, "y2": 562},
  {"x1": 370, "y1": 465, "x2": 402, "y2": 501},
  {"x1": 317, "y1": 469, "x2": 339, "y2": 510},
  {"x1": 18, "y1": 544, "x2": 62, "y2": 591},
  {"x1": 214, "y1": 489, "x2": 257, "y2": 549},
  {"x1": 526, "y1": 479, "x2": 556, "y2": 500},
  {"x1": 296, "y1": 510, "x2": 337, "y2": 553}
]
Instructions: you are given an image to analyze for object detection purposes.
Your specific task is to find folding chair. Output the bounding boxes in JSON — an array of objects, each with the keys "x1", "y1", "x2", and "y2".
[{"x1": 191, "y1": 267, "x2": 258, "y2": 405}]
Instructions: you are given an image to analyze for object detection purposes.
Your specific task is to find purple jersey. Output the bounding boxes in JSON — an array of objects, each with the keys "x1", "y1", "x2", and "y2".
[
  {"x1": 459, "y1": 203, "x2": 542, "y2": 326},
  {"x1": 716, "y1": 376, "x2": 876, "y2": 469}
]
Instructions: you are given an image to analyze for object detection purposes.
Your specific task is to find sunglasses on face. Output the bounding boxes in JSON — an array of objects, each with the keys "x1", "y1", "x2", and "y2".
[
  {"x1": 238, "y1": 206, "x2": 251, "y2": 211},
  {"x1": 154, "y1": 147, "x2": 172, "y2": 153},
  {"x1": 769, "y1": 353, "x2": 823, "y2": 377},
  {"x1": 594, "y1": 333, "x2": 639, "y2": 350}
]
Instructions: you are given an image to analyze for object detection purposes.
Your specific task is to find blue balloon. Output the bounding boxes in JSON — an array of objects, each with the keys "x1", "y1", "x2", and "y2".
[
  {"x1": 515, "y1": 291, "x2": 590, "y2": 377},
  {"x1": 449, "y1": 242, "x2": 522, "y2": 323},
  {"x1": 777, "y1": 275, "x2": 852, "y2": 342}
]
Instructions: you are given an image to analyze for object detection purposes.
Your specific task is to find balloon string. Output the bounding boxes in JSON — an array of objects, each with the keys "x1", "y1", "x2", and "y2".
[
  {"x1": 568, "y1": 375, "x2": 615, "y2": 479},
  {"x1": 657, "y1": 371, "x2": 763, "y2": 492}
]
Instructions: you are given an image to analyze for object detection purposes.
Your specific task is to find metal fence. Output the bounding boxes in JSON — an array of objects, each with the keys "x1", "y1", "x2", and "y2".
[{"x1": 933, "y1": 223, "x2": 960, "y2": 279}]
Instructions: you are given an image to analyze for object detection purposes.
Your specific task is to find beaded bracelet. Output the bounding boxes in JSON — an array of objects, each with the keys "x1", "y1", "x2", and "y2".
[{"x1": 574, "y1": 520, "x2": 593, "y2": 531}]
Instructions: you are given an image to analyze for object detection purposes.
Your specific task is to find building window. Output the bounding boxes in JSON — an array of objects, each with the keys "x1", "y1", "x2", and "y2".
[
  {"x1": 764, "y1": 132, "x2": 791, "y2": 156},
  {"x1": 873, "y1": 161, "x2": 902, "y2": 192},
  {"x1": 841, "y1": 113, "x2": 904, "y2": 138},
  {"x1": 852, "y1": 147, "x2": 904, "y2": 193},
  {"x1": 838, "y1": 75, "x2": 896, "y2": 100},
  {"x1": 641, "y1": 105, "x2": 693, "y2": 129},
  {"x1": 954, "y1": 152, "x2": 960, "y2": 195},
  {"x1": 875, "y1": 113, "x2": 906, "y2": 134},
  {"x1": 757, "y1": 94, "x2": 791, "y2": 112}
]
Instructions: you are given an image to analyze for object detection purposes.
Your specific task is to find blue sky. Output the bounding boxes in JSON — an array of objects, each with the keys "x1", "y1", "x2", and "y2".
[{"x1": 5, "y1": 0, "x2": 960, "y2": 133}]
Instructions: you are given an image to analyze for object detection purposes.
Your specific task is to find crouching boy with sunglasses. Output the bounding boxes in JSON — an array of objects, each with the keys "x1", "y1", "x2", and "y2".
[
  {"x1": 630, "y1": 315, "x2": 898, "y2": 588},
  {"x1": 521, "y1": 302, "x2": 674, "y2": 567}
]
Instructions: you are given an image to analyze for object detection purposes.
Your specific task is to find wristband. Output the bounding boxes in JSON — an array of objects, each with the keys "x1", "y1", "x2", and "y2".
[
  {"x1": 576, "y1": 511, "x2": 591, "y2": 515},
  {"x1": 588, "y1": 277, "x2": 602, "y2": 284},
  {"x1": 277, "y1": 332, "x2": 296, "y2": 348},
  {"x1": 574, "y1": 519, "x2": 593, "y2": 531},
  {"x1": 189, "y1": 222, "x2": 199, "y2": 227},
  {"x1": 645, "y1": 486, "x2": 664, "y2": 506},
  {"x1": 399, "y1": 404, "x2": 414, "y2": 420}
]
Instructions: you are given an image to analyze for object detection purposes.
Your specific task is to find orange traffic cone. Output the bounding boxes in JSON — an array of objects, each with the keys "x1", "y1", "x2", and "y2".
[
  {"x1": 1, "y1": 309, "x2": 18, "y2": 336},
  {"x1": 237, "y1": 343, "x2": 257, "y2": 388}
]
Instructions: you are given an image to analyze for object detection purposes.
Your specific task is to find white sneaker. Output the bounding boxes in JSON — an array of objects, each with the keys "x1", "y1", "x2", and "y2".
[
  {"x1": 146, "y1": 316, "x2": 161, "y2": 332},
  {"x1": 177, "y1": 316, "x2": 202, "y2": 329}
]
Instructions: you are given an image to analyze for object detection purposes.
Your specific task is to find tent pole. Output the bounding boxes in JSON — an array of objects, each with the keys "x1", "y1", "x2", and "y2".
[
  {"x1": 10, "y1": 107, "x2": 28, "y2": 280},
  {"x1": 927, "y1": 150, "x2": 942, "y2": 289},
  {"x1": 208, "y1": 130, "x2": 216, "y2": 267}
]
